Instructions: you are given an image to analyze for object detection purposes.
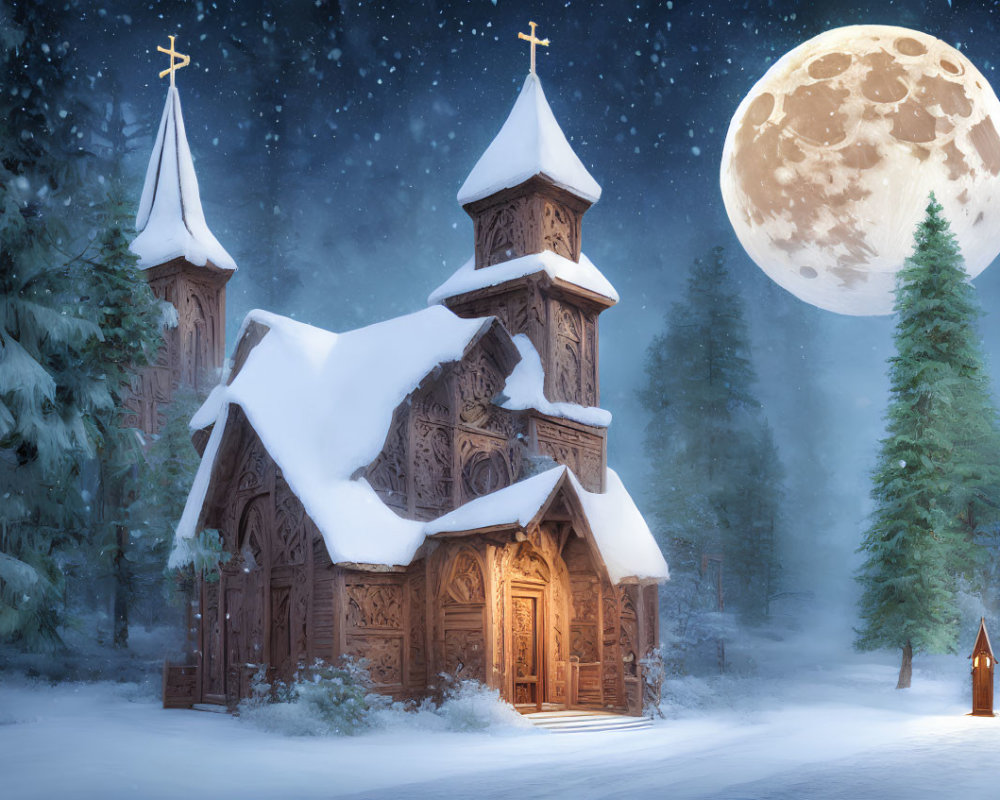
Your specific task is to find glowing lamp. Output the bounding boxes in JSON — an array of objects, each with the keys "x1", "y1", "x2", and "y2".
[{"x1": 969, "y1": 617, "x2": 996, "y2": 717}]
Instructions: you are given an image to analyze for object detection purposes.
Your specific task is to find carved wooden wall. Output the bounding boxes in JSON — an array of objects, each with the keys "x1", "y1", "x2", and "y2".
[
  {"x1": 445, "y1": 279, "x2": 602, "y2": 411},
  {"x1": 195, "y1": 415, "x2": 315, "y2": 703},
  {"x1": 365, "y1": 331, "x2": 526, "y2": 520},
  {"x1": 565, "y1": 536, "x2": 601, "y2": 706},
  {"x1": 126, "y1": 257, "x2": 230, "y2": 437},
  {"x1": 545, "y1": 298, "x2": 599, "y2": 408},
  {"x1": 469, "y1": 180, "x2": 587, "y2": 269},
  {"x1": 437, "y1": 547, "x2": 487, "y2": 683},
  {"x1": 530, "y1": 417, "x2": 606, "y2": 493},
  {"x1": 342, "y1": 573, "x2": 407, "y2": 691}
]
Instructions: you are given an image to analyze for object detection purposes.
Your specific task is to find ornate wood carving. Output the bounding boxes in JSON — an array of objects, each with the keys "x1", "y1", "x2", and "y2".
[
  {"x1": 346, "y1": 584, "x2": 404, "y2": 629},
  {"x1": 602, "y1": 583, "x2": 620, "y2": 707},
  {"x1": 469, "y1": 180, "x2": 586, "y2": 269},
  {"x1": 366, "y1": 407, "x2": 409, "y2": 513},
  {"x1": 533, "y1": 417, "x2": 605, "y2": 493},
  {"x1": 475, "y1": 196, "x2": 533, "y2": 268},
  {"x1": 202, "y1": 579, "x2": 223, "y2": 698},
  {"x1": 459, "y1": 435, "x2": 516, "y2": 502},
  {"x1": 273, "y1": 474, "x2": 306, "y2": 566},
  {"x1": 512, "y1": 596, "x2": 536, "y2": 679},
  {"x1": 407, "y1": 564, "x2": 427, "y2": 688},
  {"x1": 443, "y1": 628, "x2": 486, "y2": 681},
  {"x1": 445, "y1": 551, "x2": 486, "y2": 605},
  {"x1": 541, "y1": 199, "x2": 577, "y2": 260},
  {"x1": 269, "y1": 582, "x2": 293, "y2": 678},
  {"x1": 346, "y1": 635, "x2": 403, "y2": 686},
  {"x1": 412, "y1": 417, "x2": 452, "y2": 518},
  {"x1": 510, "y1": 543, "x2": 550, "y2": 584},
  {"x1": 491, "y1": 547, "x2": 508, "y2": 680}
]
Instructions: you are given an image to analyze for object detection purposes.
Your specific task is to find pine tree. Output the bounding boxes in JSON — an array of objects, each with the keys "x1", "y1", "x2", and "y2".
[
  {"x1": 639, "y1": 246, "x2": 783, "y2": 627},
  {"x1": 0, "y1": 1, "x2": 110, "y2": 649},
  {"x1": 856, "y1": 193, "x2": 1000, "y2": 688},
  {"x1": 80, "y1": 182, "x2": 164, "y2": 648},
  {"x1": 127, "y1": 384, "x2": 204, "y2": 608}
]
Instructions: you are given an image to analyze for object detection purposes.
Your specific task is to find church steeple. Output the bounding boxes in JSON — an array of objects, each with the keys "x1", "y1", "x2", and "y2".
[
  {"x1": 124, "y1": 50, "x2": 235, "y2": 435},
  {"x1": 457, "y1": 72, "x2": 601, "y2": 268},
  {"x1": 131, "y1": 86, "x2": 237, "y2": 272},
  {"x1": 436, "y1": 69, "x2": 616, "y2": 413}
]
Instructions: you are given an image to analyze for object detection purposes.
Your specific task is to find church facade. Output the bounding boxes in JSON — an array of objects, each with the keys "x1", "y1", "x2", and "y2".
[{"x1": 147, "y1": 70, "x2": 668, "y2": 716}]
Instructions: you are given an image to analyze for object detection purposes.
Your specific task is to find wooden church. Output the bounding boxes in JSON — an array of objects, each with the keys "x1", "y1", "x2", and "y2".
[{"x1": 142, "y1": 40, "x2": 669, "y2": 716}]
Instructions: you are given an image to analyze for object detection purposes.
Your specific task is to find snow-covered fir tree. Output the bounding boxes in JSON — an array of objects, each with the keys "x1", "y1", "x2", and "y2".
[
  {"x1": 0, "y1": 0, "x2": 109, "y2": 649},
  {"x1": 856, "y1": 194, "x2": 1000, "y2": 688},
  {"x1": 80, "y1": 181, "x2": 164, "y2": 648},
  {"x1": 126, "y1": 383, "x2": 204, "y2": 619},
  {"x1": 640, "y1": 246, "x2": 783, "y2": 636}
]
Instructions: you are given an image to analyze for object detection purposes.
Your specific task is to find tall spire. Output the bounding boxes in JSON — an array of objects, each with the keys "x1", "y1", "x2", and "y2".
[
  {"x1": 457, "y1": 72, "x2": 601, "y2": 208},
  {"x1": 130, "y1": 86, "x2": 237, "y2": 271}
]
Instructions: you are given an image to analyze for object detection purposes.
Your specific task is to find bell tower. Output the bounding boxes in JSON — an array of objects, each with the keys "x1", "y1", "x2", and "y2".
[
  {"x1": 124, "y1": 41, "x2": 236, "y2": 436},
  {"x1": 437, "y1": 70, "x2": 616, "y2": 409}
]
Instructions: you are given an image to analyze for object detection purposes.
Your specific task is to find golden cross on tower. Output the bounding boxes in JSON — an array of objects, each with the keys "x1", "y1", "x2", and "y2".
[
  {"x1": 157, "y1": 35, "x2": 190, "y2": 87},
  {"x1": 518, "y1": 21, "x2": 549, "y2": 75}
]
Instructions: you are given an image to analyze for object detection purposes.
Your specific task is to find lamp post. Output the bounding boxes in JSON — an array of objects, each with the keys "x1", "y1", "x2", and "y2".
[{"x1": 970, "y1": 617, "x2": 995, "y2": 717}]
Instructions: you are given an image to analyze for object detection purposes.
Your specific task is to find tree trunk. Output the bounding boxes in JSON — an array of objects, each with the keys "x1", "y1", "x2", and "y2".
[
  {"x1": 113, "y1": 522, "x2": 129, "y2": 648},
  {"x1": 896, "y1": 640, "x2": 912, "y2": 689}
]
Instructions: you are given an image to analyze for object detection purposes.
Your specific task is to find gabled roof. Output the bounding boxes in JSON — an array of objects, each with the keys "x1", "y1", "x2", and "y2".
[
  {"x1": 170, "y1": 308, "x2": 666, "y2": 585},
  {"x1": 131, "y1": 86, "x2": 237, "y2": 272},
  {"x1": 425, "y1": 465, "x2": 669, "y2": 584},
  {"x1": 428, "y1": 251, "x2": 619, "y2": 307},
  {"x1": 170, "y1": 306, "x2": 501, "y2": 568},
  {"x1": 457, "y1": 73, "x2": 602, "y2": 207}
]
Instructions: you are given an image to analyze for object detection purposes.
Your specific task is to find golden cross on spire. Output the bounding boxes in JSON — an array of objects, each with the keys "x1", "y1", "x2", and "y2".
[
  {"x1": 157, "y1": 35, "x2": 190, "y2": 87},
  {"x1": 518, "y1": 21, "x2": 549, "y2": 75}
]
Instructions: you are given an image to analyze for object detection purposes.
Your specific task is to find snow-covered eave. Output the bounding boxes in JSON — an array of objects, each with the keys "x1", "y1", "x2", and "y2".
[
  {"x1": 428, "y1": 251, "x2": 619, "y2": 307},
  {"x1": 168, "y1": 405, "x2": 231, "y2": 568},
  {"x1": 133, "y1": 251, "x2": 237, "y2": 275}
]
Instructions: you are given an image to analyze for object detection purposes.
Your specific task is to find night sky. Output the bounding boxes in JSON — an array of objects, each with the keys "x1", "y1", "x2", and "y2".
[{"x1": 62, "y1": 0, "x2": 1000, "y2": 627}]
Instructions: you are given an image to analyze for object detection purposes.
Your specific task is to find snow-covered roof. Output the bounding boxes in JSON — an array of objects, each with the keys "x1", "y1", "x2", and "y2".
[
  {"x1": 457, "y1": 73, "x2": 602, "y2": 207},
  {"x1": 131, "y1": 86, "x2": 237, "y2": 272},
  {"x1": 499, "y1": 334, "x2": 611, "y2": 428},
  {"x1": 170, "y1": 307, "x2": 664, "y2": 583},
  {"x1": 426, "y1": 466, "x2": 669, "y2": 584},
  {"x1": 170, "y1": 306, "x2": 494, "y2": 568},
  {"x1": 428, "y1": 251, "x2": 619, "y2": 306}
]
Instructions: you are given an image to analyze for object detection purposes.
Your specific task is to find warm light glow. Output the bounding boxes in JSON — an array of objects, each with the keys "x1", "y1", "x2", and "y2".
[
  {"x1": 974, "y1": 655, "x2": 979, "y2": 668},
  {"x1": 988, "y1": 657, "x2": 992, "y2": 668}
]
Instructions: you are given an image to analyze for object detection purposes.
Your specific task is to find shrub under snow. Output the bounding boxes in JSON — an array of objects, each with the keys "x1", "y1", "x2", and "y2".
[{"x1": 238, "y1": 660, "x2": 533, "y2": 737}]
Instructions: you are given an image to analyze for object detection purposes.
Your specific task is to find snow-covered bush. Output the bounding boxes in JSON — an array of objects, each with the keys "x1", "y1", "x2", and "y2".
[
  {"x1": 428, "y1": 674, "x2": 532, "y2": 733},
  {"x1": 238, "y1": 663, "x2": 532, "y2": 737},
  {"x1": 238, "y1": 657, "x2": 389, "y2": 736}
]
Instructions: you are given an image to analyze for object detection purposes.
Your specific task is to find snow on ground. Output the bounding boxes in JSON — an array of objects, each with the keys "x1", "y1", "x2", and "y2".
[{"x1": 1, "y1": 644, "x2": 995, "y2": 800}]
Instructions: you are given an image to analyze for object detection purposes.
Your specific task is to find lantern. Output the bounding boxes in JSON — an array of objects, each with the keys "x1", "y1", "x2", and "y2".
[{"x1": 970, "y1": 617, "x2": 995, "y2": 717}]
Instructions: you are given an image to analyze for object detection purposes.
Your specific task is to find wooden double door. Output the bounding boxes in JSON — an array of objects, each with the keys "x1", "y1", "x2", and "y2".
[
  {"x1": 201, "y1": 495, "x2": 309, "y2": 704},
  {"x1": 512, "y1": 587, "x2": 545, "y2": 711}
]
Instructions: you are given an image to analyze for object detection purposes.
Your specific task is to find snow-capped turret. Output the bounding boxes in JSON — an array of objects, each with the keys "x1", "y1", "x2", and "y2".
[
  {"x1": 124, "y1": 52, "x2": 235, "y2": 434},
  {"x1": 439, "y1": 58, "x2": 615, "y2": 417},
  {"x1": 457, "y1": 72, "x2": 601, "y2": 207},
  {"x1": 130, "y1": 86, "x2": 237, "y2": 272}
]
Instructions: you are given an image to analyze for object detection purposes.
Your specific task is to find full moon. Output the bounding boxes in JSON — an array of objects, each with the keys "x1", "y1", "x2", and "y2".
[{"x1": 720, "y1": 25, "x2": 1000, "y2": 315}]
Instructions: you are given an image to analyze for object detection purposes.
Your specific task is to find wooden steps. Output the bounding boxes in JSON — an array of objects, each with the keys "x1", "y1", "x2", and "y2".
[{"x1": 524, "y1": 710, "x2": 653, "y2": 733}]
